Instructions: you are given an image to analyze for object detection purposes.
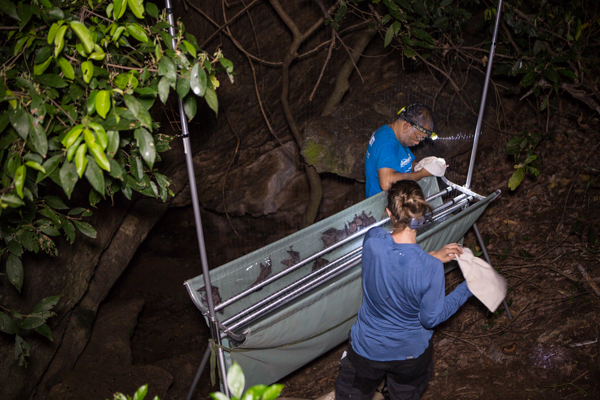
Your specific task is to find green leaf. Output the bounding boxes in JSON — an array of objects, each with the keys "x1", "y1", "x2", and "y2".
[
  {"x1": 29, "y1": 117, "x2": 48, "y2": 156},
  {"x1": 73, "y1": 220, "x2": 97, "y2": 238},
  {"x1": 177, "y1": 75, "x2": 190, "y2": 99},
  {"x1": 154, "y1": 172, "x2": 169, "y2": 189},
  {"x1": 75, "y1": 143, "x2": 88, "y2": 177},
  {"x1": 127, "y1": 0, "x2": 145, "y2": 19},
  {"x1": 84, "y1": 155, "x2": 105, "y2": 196},
  {"x1": 14, "y1": 165, "x2": 26, "y2": 198},
  {"x1": 18, "y1": 317, "x2": 46, "y2": 330},
  {"x1": 227, "y1": 363, "x2": 245, "y2": 399},
  {"x1": 121, "y1": 184, "x2": 132, "y2": 200},
  {"x1": 210, "y1": 392, "x2": 230, "y2": 400},
  {"x1": 132, "y1": 384, "x2": 148, "y2": 400},
  {"x1": 134, "y1": 128, "x2": 156, "y2": 169},
  {"x1": 543, "y1": 67, "x2": 559, "y2": 84},
  {"x1": 384, "y1": 24, "x2": 395, "y2": 47},
  {"x1": 106, "y1": 130, "x2": 120, "y2": 159},
  {"x1": 7, "y1": 253, "x2": 24, "y2": 293},
  {"x1": 204, "y1": 85, "x2": 218, "y2": 115},
  {"x1": 182, "y1": 40, "x2": 196, "y2": 58},
  {"x1": 1, "y1": 193, "x2": 25, "y2": 207},
  {"x1": 95, "y1": 90, "x2": 111, "y2": 119},
  {"x1": 126, "y1": 23, "x2": 148, "y2": 43},
  {"x1": 7, "y1": 240, "x2": 23, "y2": 257},
  {"x1": 260, "y1": 384, "x2": 284, "y2": 400},
  {"x1": 146, "y1": 2, "x2": 159, "y2": 18},
  {"x1": 508, "y1": 167, "x2": 525, "y2": 191},
  {"x1": 56, "y1": 57, "x2": 75, "y2": 80},
  {"x1": 59, "y1": 161, "x2": 78, "y2": 199},
  {"x1": 81, "y1": 61, "x2": 94, "y2": 84},
  {"x1": 183, "y1": 95, "x2": 197, "y2": 121},
  {"x1": 34, "y1": 74, "x2": 67, "y2": 88},
  {"x1": 520, "y1": 70, "x2": 536, "y2": 88},
  {"x1": 0, "y1": 0, "x2": 20, "y2": 21},
  {"x1": 34, "y1": 56, "x2": 53, "y2": 76},
  {"x1": 129, "y1": 156, "x2": 144, "y2": 182},
  {"x1": 54, "y1": 24, "x2": 67, "y2": 57},
  {"x1": 15, "y1": 335, "x2": 30, "y2": 367},
  {"x1": 219, "y1": 58, "x2": 233, "y2": 74},
  {"x1": 35, "y1": 324, "x2": 53, "y2": 341},
  {"x1": 63, "y1": 219, "x2": 76, "y2": 243},
  {"x1": 158, "y1": 76, "x2": 170, "y2": 104},
  {"x1": 88, "y1": 142, "x2": 111, "y2": 172},
  {"x1": 48, "y1": 22, "x2": 60, "y2": 44},
  {"x1": 70, "y1": 21, "x2": 94, "y2": 54},
  {"x1": 89, "y1": 123, "x2": 108, "y2": 151},
  {"x1": 158, "y1": 56, "x2": 177, "y2": 87},
  {"x1": 39, "y1": 205, "x2": 61, "y2": 223},
  {"x1": 108, "y1": 159, "x2": 124, "y2": 180},
  {"x1": 44, "y1": 195, "x2": 68, "y2": 210},
  {"x1": 242, "y1": 385, "x2": 267, "y2": 400},
  {"x1": 402, "y1": 46, "x2": 417, "y2": 59},
  {"x1": 0, "y1": 312, "x2": 18, "y2": 334},
  {"x1": 10, "y1": 107, "x2": 29, "y2": 140},
  {"x1": 557, "y1": 68, "x2": 577, "y2": 80},
  {"x1": 113, "y1": 0, "x2": 127, "y2": 20},
  {"x1": 33, "y1": 296, "x2": 60, "y2": 313}
]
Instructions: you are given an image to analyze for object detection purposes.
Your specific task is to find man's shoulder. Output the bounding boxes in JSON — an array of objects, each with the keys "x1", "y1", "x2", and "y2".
[{"x1": 370, "y1": 125, "x2": 396, "y2": 147}]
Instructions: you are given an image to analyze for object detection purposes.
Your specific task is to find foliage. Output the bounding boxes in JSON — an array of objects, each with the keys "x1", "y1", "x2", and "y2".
[
  {"x1": 0, "y1": 0, "x2": 232, "y2": 366},
  {"x1": 109, "y1": 384, "x2": 158, "y2": 400},
  {"x1": 505, "y1": 131, "x2": 542, "y2": 190},
  {"x1": 107, "y1": 363, "x2": 283, "y2": 400},
  {"x1": 347, "y1": 0, "x2": 475, "y2": 55},
  {"x1": 210, "y1": 362, "x2": 284, "y2": 400}
]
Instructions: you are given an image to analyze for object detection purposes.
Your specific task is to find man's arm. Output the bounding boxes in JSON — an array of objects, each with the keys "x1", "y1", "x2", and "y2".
[{"x1": 378, "y1": 167, "x2": 432, "y2": 191}]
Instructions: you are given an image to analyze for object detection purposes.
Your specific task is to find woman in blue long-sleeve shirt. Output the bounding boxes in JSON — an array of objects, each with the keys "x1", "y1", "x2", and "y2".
[{"x1": 335, "y1": 180, "x2": 473, "y2": 400}]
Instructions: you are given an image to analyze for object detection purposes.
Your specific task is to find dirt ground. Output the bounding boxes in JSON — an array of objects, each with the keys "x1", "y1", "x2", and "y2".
[{"x1": 108, "y1": 110, "x2": 600, "y2": 400}]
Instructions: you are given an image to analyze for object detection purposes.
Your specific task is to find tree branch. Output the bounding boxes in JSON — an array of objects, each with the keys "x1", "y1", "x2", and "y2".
[{"x1": 200, "y1": 0, "x2": 260, "y2": 48}]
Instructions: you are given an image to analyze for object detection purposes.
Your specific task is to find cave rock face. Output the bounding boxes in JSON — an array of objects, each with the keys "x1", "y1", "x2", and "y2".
[{"x1": 175, "y1": 140, "x2": 309, "y2": 218}]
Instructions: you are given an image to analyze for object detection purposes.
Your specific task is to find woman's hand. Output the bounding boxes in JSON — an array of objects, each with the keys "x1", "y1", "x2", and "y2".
[{"x1": 429, "y1": 243, "x2": 463, "y2": 263}]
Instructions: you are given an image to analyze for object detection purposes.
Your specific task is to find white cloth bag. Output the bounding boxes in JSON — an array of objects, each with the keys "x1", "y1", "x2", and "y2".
[
  {"x1": 456, "y1": 247, "x2": 507, "y2": 312},
  {"x1": 413, "y1": 156, "x2": 447, "y2": 177}
]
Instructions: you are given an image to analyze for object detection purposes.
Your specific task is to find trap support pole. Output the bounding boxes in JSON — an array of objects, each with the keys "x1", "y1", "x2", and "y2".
[
  {"x1": 164, "y1": 1, "x2": 230, "y2": 396},
  {"x1": 465, "y1": 0, "x2": 503, "y2": 190}
]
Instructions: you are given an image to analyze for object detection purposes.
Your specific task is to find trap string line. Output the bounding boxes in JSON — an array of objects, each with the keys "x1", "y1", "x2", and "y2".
[{"x1": 163, "y1": 0, "x2": 230, "y2": 396}]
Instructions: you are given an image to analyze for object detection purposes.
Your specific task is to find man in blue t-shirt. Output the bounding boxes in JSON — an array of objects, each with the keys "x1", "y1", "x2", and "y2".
[{"x1": 365, "y1": 102, "x2": 437, "y2": 197}]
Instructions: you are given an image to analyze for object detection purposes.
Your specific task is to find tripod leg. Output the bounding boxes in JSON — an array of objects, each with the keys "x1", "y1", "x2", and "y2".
[{"x1": 186, "y1": 344, "x2": 212, "y2": 400}]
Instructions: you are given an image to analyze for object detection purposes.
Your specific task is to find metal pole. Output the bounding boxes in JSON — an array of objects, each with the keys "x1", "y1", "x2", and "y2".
[
  {"x1": 163, "y1": 1, "x2": 230, "y2": 395},
  {"x1": 472, "y1": 223, "x2": 512, "y2": 319},
  {"x1": 465, "y1": 0, "x2": 503, "y2": 189}
]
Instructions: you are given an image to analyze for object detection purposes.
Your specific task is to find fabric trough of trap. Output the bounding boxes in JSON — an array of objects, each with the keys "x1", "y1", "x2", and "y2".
[{"x1": 184, "y1": 177, "x2": 499, "y2": 388}]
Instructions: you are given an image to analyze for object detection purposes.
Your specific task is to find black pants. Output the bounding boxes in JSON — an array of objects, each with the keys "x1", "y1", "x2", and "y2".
[{"x1": 335, "y1": 341, "x2": 434, "y2": 400}]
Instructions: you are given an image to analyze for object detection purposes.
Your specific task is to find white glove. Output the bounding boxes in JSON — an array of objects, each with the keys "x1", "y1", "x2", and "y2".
[{"x1": 414, "y1": 156, "x2": 447, "y2": 177}]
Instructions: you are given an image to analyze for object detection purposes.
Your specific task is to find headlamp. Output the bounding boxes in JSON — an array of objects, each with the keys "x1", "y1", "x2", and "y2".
[{"x1": 398, "y1": 105, "x2": 438, "y2": 140}]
